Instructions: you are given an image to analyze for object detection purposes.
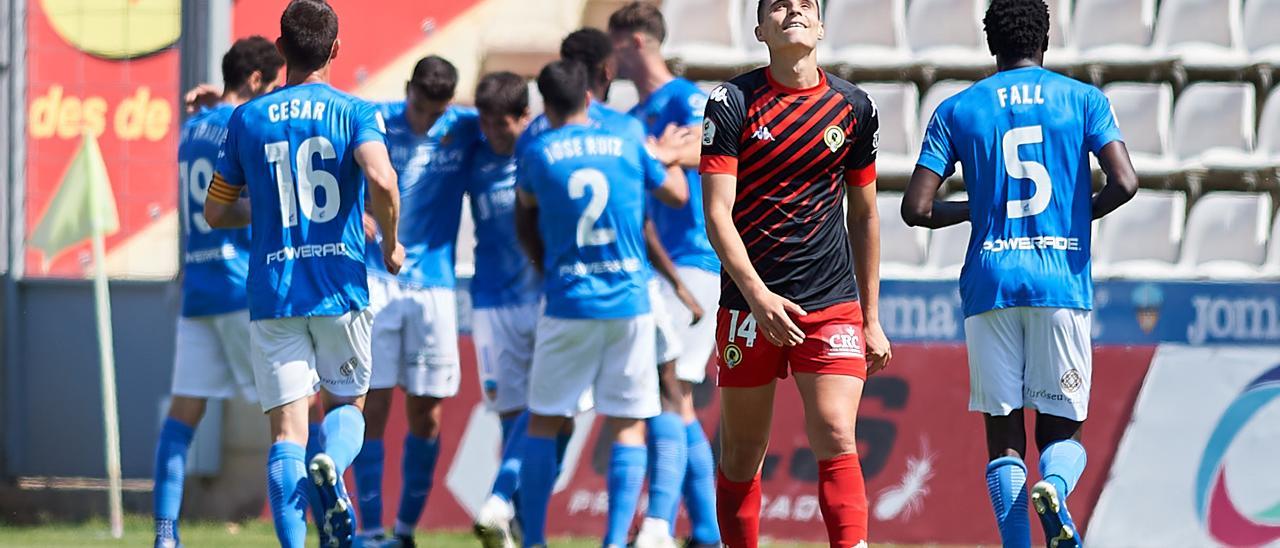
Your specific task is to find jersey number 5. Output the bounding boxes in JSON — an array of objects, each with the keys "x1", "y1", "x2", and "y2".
[
  {"x1": 265, "y1": 137, "x2": 341, "y2": 227},
  {"x1": 1001, "y1": 125, "x2": 1052, "y2": 219},
  {"x1": 568, "y1": 168, "x2": 616, "y2": 247}
]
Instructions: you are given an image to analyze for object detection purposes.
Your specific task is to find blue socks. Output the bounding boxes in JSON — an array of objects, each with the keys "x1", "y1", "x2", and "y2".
[
  {"x1": 1040, "y1": 440, "x2": 1086, "y2": 501},
  {"x1": 646, "y1": 412, "x2": 687, "y2": 524},
  {"x1": 306, "y1": 423, "x2": 325, "y2": 464},
  {"x1": 500, "y1": 413, "x2": 520, "y2": 446},
  {"x1": 986, "y1": 456, "x2": 1031, "y2": 548},
  {"x1": 153, "y1": 418, "x2": 194, "y2": 545},
  {"x1": 493, "y1": 412, "x2": 530, "y2": 503},
  {"x1": 518, "y1": 435, "x2": 558, "y2": 547},
  {"x1": 320, "y1": 405, "x2": 365, "y2": 471},
  {"x1": 683, "y1": 419, "x2": 720, "y2": 543},
  {"x1": 395, "y1": 434, "x2": 440, "y2": 536},
  {"x1": 606, "y1": 443, "x2": 648, "y2": 547},
  {"x1": 267, "y1": 442, "x2": 310, "y2": 548},
  {"x1": 352, "y1": 439, "x2": 385, "y2": 534}
]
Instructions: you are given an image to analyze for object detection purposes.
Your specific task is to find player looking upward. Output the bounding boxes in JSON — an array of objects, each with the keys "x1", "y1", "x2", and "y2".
[
  {"x1": 902, "y1": 0, "x2": 1137, "y2": 546},
  {"x1": 608, "y1": 4, "x2": 722, "y2": 546},
  {"x1": 204, "y1": 1, "x2": 404, "y2": 546},
  {"x1": 514, "y1": 59, "x2": 687, "y2": 548},
  {"x1": 700, "y1": 1, "x2": 893, "y2": 546},
  {"x1": 348, "y1": 55, "x2": 480, "y2": 548},
  {"x1": 153, "y1": 35, "x2": 283, "y2": 548}
]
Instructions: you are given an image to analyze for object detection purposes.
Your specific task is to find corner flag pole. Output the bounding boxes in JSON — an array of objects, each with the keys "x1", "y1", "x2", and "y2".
[{"x1": 91, "y1": 229, "x2": 124, "y2": 539}]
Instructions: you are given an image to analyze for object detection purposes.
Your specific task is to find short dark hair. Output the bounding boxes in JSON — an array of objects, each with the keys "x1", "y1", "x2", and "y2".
[
  {"x1": 222, "y1": 36, "x2": 285, "y2": 90},
  {"x1": 608, "y1": 2, "x2": 666, "y2": 43},
  {"x1": 983, "y1": 0, "x2": 1050, "y2": 59},
  {"x1": 279, "y1": 0, "x2": 339, "y2": 73},
  {"x1": 409, "y1": 55, "x2": 458, "y2": 102},
  {"x1": 475, "y1": 71, "x2": 529, "y2": 118},
  {"x1": 756, "y1": 0, "x2": 823, "y2": 23},
  {"x1": 559, "y1": 28, "x2": 613, "y2": 88},
  {"x1": 537, "y1": 60, "x2": 588, "y2": 117}
]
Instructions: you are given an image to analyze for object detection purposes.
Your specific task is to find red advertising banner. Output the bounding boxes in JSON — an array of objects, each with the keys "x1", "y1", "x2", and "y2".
[
  {"x1": 334, "y1": 341, "x2": 1154, "y2": 544},
  {"x1": 25, "y1": 0, "x2": 180, "y2": 277}
]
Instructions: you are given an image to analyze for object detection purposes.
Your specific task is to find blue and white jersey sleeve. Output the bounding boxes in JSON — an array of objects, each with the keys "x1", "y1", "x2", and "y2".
[
  {"x1": 215, "y1": 108, "x2": 247, "y2": 187},
  {"x1": 1084, "y1": 87, "x2": 1123, "y2": 154},
  {"x1": 355, "y1": 100, "x2": 388, "y2": 147}
]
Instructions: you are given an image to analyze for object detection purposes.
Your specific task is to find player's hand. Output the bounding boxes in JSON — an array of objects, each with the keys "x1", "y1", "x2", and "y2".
[
  {"x1": 362, "y1": 213, "x2": 377, "y2": 241},
  {"x1": 184, "y1": 83, "x2": 221, "y2": 113},
  {"x1": 382, "y1": 240, "x2": 405, "y2": 275},
  {"x1": 746, "y1": 288, "x2": 806, "y2": 347},
  {"x1": 863, "y1": 319, "x2": 892, "y2": 375},
  {"x1": 675, "y1": 284, "x2": 704, "y2": 325}
]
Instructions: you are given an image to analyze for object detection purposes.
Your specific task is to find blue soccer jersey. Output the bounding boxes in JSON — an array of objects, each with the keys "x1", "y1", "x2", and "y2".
[
  {"x1": 518, "y1": 123, "x2": 667, "y2": 319},
  {"x1": 629, "y1": 78, "x2": 719, "y2": 274},
  {"x1": 466, "y1": 142, "x2": 540, "y2": 309},
  {"x1": 516, "y1": 101, "x2": 646, "y2": 158},
  {"x1": 179, "y1": 104, "x2": 250, "y2": 318},
  {"x1": 379, "y1": 101, "x2": 481, "y2": 288},
  {"x1": 916, "y1": 67, "x2": 1123, "y2": 317},
  {"x1": 215, "y1": 83, "x2": 386, "y2": 320}
]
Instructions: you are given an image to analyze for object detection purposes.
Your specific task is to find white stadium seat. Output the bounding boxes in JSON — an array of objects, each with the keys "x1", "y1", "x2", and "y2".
[
  {"x1": 820, "y1": 0, "x2": 914, "y2": 75},
  {"x1": 923, "y1": 193, "x2": 970, "y2": 278},
  {"x1": 1254, "y1": 85, "x2": 1280, "y2": 162},
  {"x1": 1171, "y1": 82, "x2": 1259, "y2": 172},
  {"x1": 1151, "y1": 0, "x2": 1250, "y2": 73},
  {"x1": 1094, "y1": 190, "x2": 1187, "y2": 278},
  {"x1": 877, "y1": 192, "x2": 930, "y2": 278},
  {"x1": 1102, "y1": 82, "x2": 1180, "y2": 183},
  {"x1": 1044, "y1": 0, "x2": 1080, "y2": 70},
  {"x1": 1244, "y1": 0, "x2": 1280, "y2": 65},
  {"x1": 1179, "y1": 191, "x2": 1273, "y2": 278},
  {"x1": 906, "y1": 0, "x2": 990, "y2": 74},
  {"x1": 1263, "y1": 213, "x2": 1280, "y2": 277},
  {"x1": 662, "y1": 0, "x2": 744, "y2": 70},
  {"x1": 606, "y1": 79, "x2": 639, "y2": 113},
  {"x1": 1072, "y1": 0, "x2": 1169, "y2": 70},
  {"x1": 738, "y1": 0, "x2": 770, "y2": 67},
  {"x1": 916, "y1": 80, "x2": 972, "y2": 144},
  {"x1": 857, "y1": 82, "x2": 919, "y2": 183}
]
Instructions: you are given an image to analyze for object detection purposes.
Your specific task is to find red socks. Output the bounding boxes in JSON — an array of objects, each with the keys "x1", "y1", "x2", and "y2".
[
  {"x1": 817, "y1": 453, "x2": 869, "y2": 547},
  {"x1": 716, "y1": 470, "x2": 762, "y2": 548}
]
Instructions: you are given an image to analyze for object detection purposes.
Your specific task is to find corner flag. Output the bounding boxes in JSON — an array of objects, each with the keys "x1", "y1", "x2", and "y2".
[{"x1": 29, "y1": 133, "x2": 126, "y2": 539}]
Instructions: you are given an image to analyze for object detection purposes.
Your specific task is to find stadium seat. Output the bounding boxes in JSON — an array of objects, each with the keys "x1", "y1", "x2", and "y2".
[
  {"x1": 1044, "y1": 0, "x2": 1081, "y2": 71},
  {"x1": 1171, "y1": 82, "x2": 1261, "y2": 183},
  {"x1": 916, "y1": 81, "x2": 971, "y2": 185},
  {"x1": 1263, "y1": 213, "x2": 1280, "y2": 277},
  {"x1": 876, "y1": 192, "x2": 930, "y2": 278},
  {"x1": 1253, "y1": 84, "x2": 1280, "y2": 163},
  {"x1": 922, "y1": 193, "x2": 970, "y2": 278},
  {"x1": 1244, "y1": 0, "x2": 1280, "y2": 66},
  {"x1": 1102, "y1": 82, "x2": 1181, "y2": 185},
  {"x1": 1179, "y1": 191, "x2": 1273, "y2": 278},
  {"x1": 820, "y1": 0, "x2": 914, "y2": 78},
  {"x1": 662, "y1": 0, "x2": 744, "y2": 71},
  {"x1": 607, "y1": 79, "x2": 639, "y2": 113},
  {"x1": 905, "y1": 0, "x2": 990, "y2": 77},
  {"x1": 738, "y1": 0, "x2": 770, "y2": 68},
  {"x1": 1152, "y1": 0, "x2": 1250, "y2": 75},
  {"x1": 857, "y1": 82, "x2": 919, "y2": 185},
  {"x1": 1094, "y1": 189, "x2": 1187, "y2": 278},
  {"x1": 1072, "y1": 0, "x2": 1170, "y2": 79}
]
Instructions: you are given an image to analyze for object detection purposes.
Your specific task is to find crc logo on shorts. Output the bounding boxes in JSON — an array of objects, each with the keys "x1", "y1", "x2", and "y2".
[
  {"x1": 823, "y1": 125, "x2": 845, "y2": 153},
  {"x1": 723, "y1": 343, "x2": 743, "y2": 368},
  {"x1": 339, "y1": 358, "x2": 357, "y2": 378},
  {"x1": 824, "y1": 325, "x2": 863, "y2": 358},
  {"x1": 1060, "y1": 369, "x2": 1083, "y2": 393}
]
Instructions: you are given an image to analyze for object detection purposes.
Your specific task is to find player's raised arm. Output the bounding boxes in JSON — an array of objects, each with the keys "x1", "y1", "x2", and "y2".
[
  {"x1": 1086, "y1": 89, "x2": 1138, "y2": 219},
  {"x1": 903, "y1": 106, "x2": 972, "y2": 228}
]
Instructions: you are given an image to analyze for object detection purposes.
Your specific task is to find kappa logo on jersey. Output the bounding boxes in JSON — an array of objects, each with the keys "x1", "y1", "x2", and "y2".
[
  {"x1": 823, "y1": 125, "x2": 845, "y2": 152},
  {"x1": 824, "y1": 325, "x2": 864, "y2": 358},
  {"x1": 752, "y1": 125, "x2": 775, "y2": 142},
  {"x1": 702, "y1": 118, "x2": 716, "y2": 146},
  {"x1": 709, "y1": 85, "x2": 728, "y2": 103}
]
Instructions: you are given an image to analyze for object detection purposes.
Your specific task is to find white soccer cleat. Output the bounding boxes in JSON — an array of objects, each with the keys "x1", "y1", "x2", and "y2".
[
  {"x1": 472, "y1": 495, "x2": 517, "y2": 548},
  {"x1": 633, "y1": 518, "x2": 679, "y2": 548}
]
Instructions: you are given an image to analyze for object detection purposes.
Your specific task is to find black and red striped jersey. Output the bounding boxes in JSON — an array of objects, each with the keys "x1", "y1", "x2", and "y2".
[{"x1": 699, "y1": 68, "x2": 879, "y2": 312}]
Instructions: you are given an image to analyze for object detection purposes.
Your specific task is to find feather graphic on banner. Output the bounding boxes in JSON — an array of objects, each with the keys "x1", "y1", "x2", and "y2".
[{"x1": 874, "y1": 437, "x2": 935, "y2": 522}]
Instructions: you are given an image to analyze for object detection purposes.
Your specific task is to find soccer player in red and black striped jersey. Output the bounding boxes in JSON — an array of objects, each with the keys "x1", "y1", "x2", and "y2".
[{"x1": 699, "y1": 1, "x2": 892, "y2": 546}]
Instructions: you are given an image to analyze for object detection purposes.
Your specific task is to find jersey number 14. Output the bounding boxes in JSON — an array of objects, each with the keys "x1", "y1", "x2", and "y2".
[
  {"x1": 1002, "y1": 125, "x2": 1052, "y2": 219},
  {"x1": 265, "y1": 137, "x2": 341, "y2": 227}
]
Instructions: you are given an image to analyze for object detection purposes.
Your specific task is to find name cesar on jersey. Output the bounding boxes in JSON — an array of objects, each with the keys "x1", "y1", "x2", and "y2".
[
  {"x1": 983, "y1": 235, "x2": 1081, "y2": 253},
  {"x1": 266, "y1": 242, "x2": 348, "y2": 264},
  {"x1": 542, "y1": 136, "x2": 624, "y2": 165},
  {"x1": 267, "y1": 99, "x2": 327, "y2": 123}
]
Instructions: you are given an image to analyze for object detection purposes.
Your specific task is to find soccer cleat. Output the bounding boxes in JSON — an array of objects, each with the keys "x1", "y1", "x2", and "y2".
[
  {"x1": 393, "y1": 534, "x2": 416, "y2": 548},
  {"x1": 309, "y1": 453, "x2": 355, "y2": 548},
  {"x1": 473, "y1": 495, "x2": 517, "y2": 548},
  {"x1": 1031, "y1": 480, "x2": 1082, "y2": 548},
  {"x1": 634, "y1": 518, "x2": 679, "y2": 548},
  {"x1": 682, "y1": 540, "x2": 722, "y2": 548}
]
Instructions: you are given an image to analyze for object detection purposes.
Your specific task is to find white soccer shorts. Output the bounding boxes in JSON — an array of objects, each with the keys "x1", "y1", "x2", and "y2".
[
  {"x1": 370, "y1": 285, "x2": 461, "y2": 398},
  {"x1": 651, "y1": 279, "x2": 684, "y2": 366},
  {"x1": 472, "y1": 301, "x2": 540, "y2": 414},
  {"x1": 171, "y1": 310, "x2": 256, "y2": 402},
  {"x1": 659, "y1": 267, "x2": 720, "y2": 383},
  {"x1": 249, "y1": 309, "x2": 373, "y2": 412},
  {"x1": 528, "y1": 314, "x2": 660, "y2": 419},
  {"x1": 964, "y1": 307, "x2": 1092, "y2": 421},
  {"x1": 366, "y1": 271, "x2": 400, "y2": 318}
]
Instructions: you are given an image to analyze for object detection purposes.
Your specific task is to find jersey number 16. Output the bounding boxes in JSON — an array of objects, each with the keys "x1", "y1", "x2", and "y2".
[{"x1": 265, "y1": 137, "x2": 341, "y2": 227}]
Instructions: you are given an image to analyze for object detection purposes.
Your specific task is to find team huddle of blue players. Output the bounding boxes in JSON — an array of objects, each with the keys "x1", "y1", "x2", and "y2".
[{"x1": 156, "y1": 0, "x2": 1137, "y2": 547}]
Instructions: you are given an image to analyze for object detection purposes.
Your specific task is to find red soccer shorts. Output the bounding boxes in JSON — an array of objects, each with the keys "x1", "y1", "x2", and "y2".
[{"x1": 715, "y1": 300, "x2": 867, "y2": 387}]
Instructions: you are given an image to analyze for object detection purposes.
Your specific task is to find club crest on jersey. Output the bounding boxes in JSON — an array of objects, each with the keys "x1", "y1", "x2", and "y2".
[
  {"x1": 723, "y1": 343, "x2": 743, "y2": 368},
  {"x1": 823, "y1": 125, "x2": 845, "y2": 153}
]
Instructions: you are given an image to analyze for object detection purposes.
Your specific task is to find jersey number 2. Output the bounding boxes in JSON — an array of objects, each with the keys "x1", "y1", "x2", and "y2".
[
  {"x1": 1001, "y1": 125, "x2": 1052, "y2": 219},
  {"x1": 568, "y1": 168, "x2": 616, "y2": 247},
  {"x1": 265, "y1": 137, "x2": 341, "y2": 227}
]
